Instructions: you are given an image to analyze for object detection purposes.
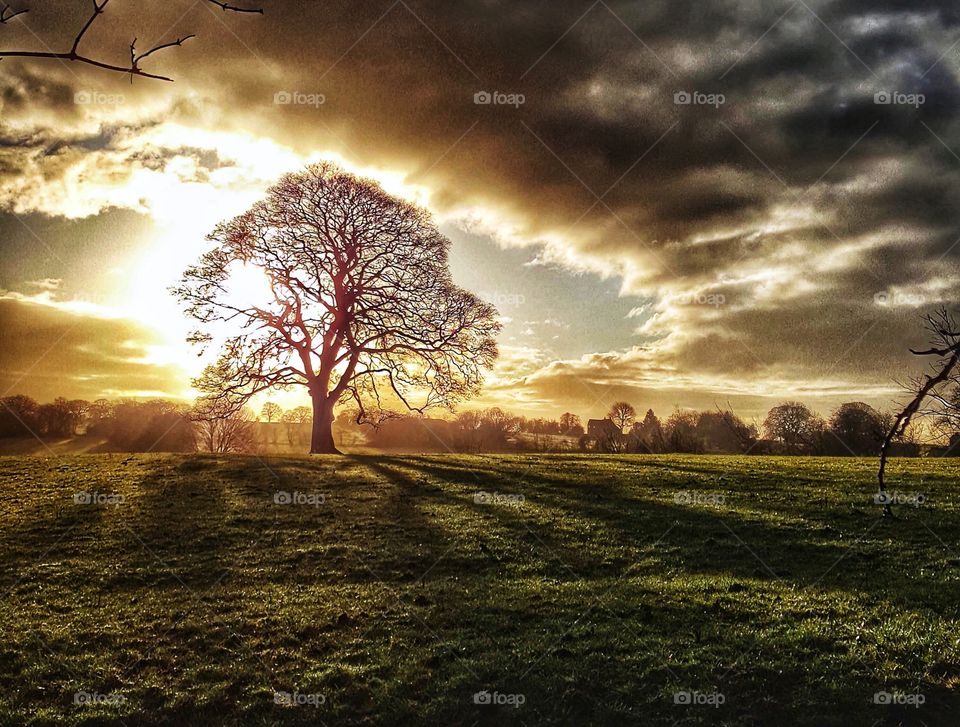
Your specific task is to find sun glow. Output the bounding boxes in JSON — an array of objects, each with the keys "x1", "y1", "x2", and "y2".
[
  {"x1": 36, "y1": 118, "x2": 476, "y2": 403},
  {"x1": 223, "y1": 262, "x2": 277, "y2": 312}
]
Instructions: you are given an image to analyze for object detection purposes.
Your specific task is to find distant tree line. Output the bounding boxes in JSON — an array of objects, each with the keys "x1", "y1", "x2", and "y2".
[
  {"x1": 360, "y1": 407, "x2": 585, "y2": 452},
  {"x1": 584, "y1": 399, "x2": 941, "y2": 456},
  {"x1": 0, "y1": 395, "x2": 249, "y2": 453},
  {"x1": 0, "y1": 396, "x2": 89, "y2": 439},
  {"x1": 761, "y1": 401, "x2": 893, "y2": 456},
  {"x1": 2, "y1": 394, "x2": 957, "y2": 457},
  {"x1": 584, "y1": 403, "x2": 758, "y2": 455},
  {"x1": 355, "y1": 399, "x2": 958, "y2": 456},
  {"x1": 0, "y1": 394, "x2": 351, "y2": 454}
]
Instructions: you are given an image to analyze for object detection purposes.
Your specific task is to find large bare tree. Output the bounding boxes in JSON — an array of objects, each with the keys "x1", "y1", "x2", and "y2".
[{"x1": 174, "y1": 163, "x2": 500, "y2": 454}]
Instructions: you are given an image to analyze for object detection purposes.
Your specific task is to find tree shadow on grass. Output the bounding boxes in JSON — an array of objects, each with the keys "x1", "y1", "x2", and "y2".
[
  {"x1": 0, "y1": 457, "x2": 134, "y2": 594},
  {"x1": 337, "y1": 455, "x2": 960, "y2": 726},
  {"x1": 356, "y1": 455, "x2": 960, "y2": 612}
]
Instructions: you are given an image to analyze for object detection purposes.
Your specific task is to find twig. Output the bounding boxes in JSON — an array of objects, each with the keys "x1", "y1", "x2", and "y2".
[
  {"x1": 0, "y1": 0, "x2": 262, "y2": 81},
  {"x1": 0, "y1": 4, "x2": 27, "y2": 23},
  {"x1": 71, "y1": 0, "x2": 108, "y2": 55},
  {"x1": 207, "y1": 0, "x2": 263, "y2": 13}
]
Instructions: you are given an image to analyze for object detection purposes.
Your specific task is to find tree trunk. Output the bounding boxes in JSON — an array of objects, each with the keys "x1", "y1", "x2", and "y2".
[{"x1": 310, "y1": 394, "x2": 340, "y2": 454}]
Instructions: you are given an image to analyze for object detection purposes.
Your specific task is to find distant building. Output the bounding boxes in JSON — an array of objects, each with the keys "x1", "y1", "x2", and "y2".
[
  {"x1": 582, "y1": 418, "x2": 634, "y2": 453},
  {"x1": 934, "y1": 433, "x2": 960, "y2": 457},
  {"x1": 886, "y1": 441, "x2": 920, "y2": 458},
  {"x1": 925, "y1": 433, "x2": 960, "y2": 458},
  {"x1": 587, "y1": 418, "x2": 621, "y2": 438}
]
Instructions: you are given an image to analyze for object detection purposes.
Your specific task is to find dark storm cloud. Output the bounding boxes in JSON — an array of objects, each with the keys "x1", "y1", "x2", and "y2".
[
  {"x1": 1, "y1": 0, "x2": 959, "y2": 400},
  {"x1": 0, "y1": 68, "x2": 76, "y2": 112}
]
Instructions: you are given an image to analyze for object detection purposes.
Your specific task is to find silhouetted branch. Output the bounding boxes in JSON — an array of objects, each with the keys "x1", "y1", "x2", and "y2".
[
  {"x1": 127, "y1": 33, "x2": 196, "y2": 80},
  {"x1": 0, "y1": 4, "x2": 27, "y2": 23},
  {"x1": 207, "y1": 0, "x2": 263, "y2": 14},
  {"x1": 910, "y1": 346, "x2": 955, "y2": 356},
  {"x1": 71, "y1": 0, "x2": 107, "y2": 55},
  {"x1": 0, "y1": 0, "x2": 262, "y2": 81}
]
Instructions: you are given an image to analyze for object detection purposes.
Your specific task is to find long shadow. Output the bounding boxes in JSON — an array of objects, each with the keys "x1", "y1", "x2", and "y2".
[
  {"x1": 344, "y1": 455, "x2": 503, "y2": 582},
  {"x1": 0, "y1": 456, "x2": 133, "y2": 592},
  {"x1": 115, "y1": 456, "x2": 237, "y2": 590},
  {"x1": 93, "y1": 452, "x2": 951, "y2": 620},
  {"x1": 324, "y1": 456, "x2": 960, "y2": 726},
  {"x1": 357, "y1": 455, "x2": 960, "y2": 613},
  {"x1": 340, "y1": 455, "x2": 960, "y2": 725}
]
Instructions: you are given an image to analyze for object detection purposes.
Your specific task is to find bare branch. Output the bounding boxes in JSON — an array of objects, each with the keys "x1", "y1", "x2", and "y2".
[
  {"x1": 207, "y1": 0, "x2": 263, "y2": 14},
  {"x1": 0, "y1": 0, "x2": 260, "y2": 81},
  {"x1": 0, "y1": 4, "x2": 27, "y2": 23},
  {"x1": 130, "y1": 34, "x2": 196, "y2": 68},
  {"x1": 909, "y1": 346, "x2": 953, "y2": 356},
  {"x1": 71, "y1": 0, "x2": 108, "y2": 55}
]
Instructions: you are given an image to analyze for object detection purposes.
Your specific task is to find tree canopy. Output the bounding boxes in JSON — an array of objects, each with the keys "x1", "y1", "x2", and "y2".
[{"x1": 174, "y1": 162, "x2": 500, "y2": 453}]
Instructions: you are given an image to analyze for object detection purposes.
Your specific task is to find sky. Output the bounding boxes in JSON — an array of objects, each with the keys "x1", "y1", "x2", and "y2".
[{"x1": 0, "y1": 0, "x2": 958, "y2": 423}]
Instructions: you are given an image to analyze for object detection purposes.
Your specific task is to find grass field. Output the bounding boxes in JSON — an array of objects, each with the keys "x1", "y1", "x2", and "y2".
[{"x1": 1, "y1": 454, "x2": 959, "y2": 725}]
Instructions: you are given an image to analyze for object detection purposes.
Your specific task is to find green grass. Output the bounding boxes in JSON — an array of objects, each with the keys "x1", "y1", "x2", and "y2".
[{"x1": 1, "y1": 454, "x2": 959, "y2": 725}]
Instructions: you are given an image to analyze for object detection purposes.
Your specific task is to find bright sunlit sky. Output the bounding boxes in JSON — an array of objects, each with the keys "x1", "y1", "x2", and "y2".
[{"x1": 2, "y1": 0, "x2": 959, "y2": 422}]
